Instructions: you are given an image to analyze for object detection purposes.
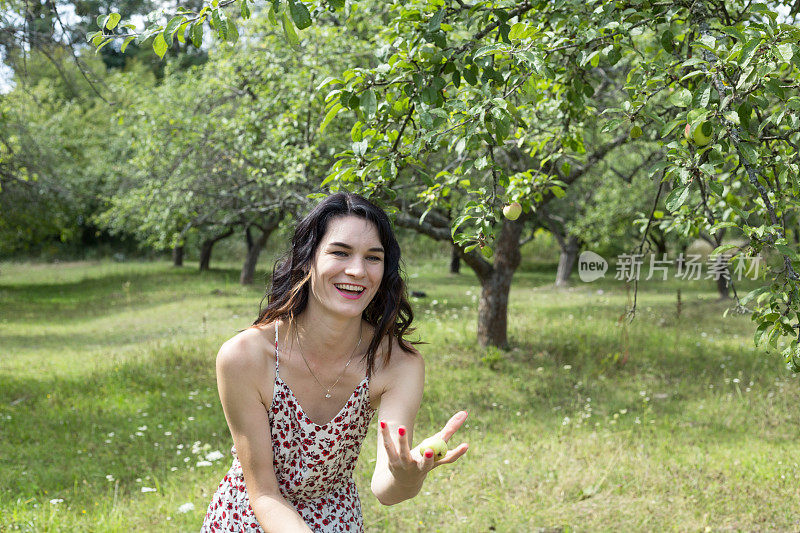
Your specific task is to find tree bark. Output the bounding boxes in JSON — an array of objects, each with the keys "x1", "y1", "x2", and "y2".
[
  {"x1": 240, "y1": 223, "x2": 277, "y2": 285},
  {"x1": 450, "y1": 245, "x2": 461, "y2": 274},
  {"x1": 199, "y1": 228, "x2": 234, "y2": 271},
  {"x1": 172, "y1": 244, "x2": 184, "y2": 267},
  {"x1": 476, "y1": 218, "x2": 524, "y2": 348},
  {"x1": 555, "y1": 235, "x2": 580, "y2": 287},
  {"x1": 716, "y1": 272, "x2": 730, "y2": 299}
]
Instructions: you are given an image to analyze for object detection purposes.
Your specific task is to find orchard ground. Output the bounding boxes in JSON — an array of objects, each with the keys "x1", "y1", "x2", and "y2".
[{"x1": 2, "y1": 240, "x2": 799, "y2": 531}]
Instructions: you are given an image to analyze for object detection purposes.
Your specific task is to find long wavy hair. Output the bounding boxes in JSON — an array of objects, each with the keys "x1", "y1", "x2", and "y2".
[{"x1": 253, "y1": 193, "x2": 418, "y2": 378}]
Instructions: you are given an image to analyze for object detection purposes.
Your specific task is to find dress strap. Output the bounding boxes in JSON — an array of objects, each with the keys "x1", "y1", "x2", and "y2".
[{"x1": 274, "y1": 324, "x2": 280, "y2": 379}]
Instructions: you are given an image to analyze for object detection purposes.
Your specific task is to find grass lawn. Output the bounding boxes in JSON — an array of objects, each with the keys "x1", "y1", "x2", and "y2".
[{"x1": 1, "y1": 255, "x2": 798, "y2": 532}]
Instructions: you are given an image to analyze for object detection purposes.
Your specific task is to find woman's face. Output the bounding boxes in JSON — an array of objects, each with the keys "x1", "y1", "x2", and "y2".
[{"x1": 308, "y1": 215, "x2": 385, "y2": 320}]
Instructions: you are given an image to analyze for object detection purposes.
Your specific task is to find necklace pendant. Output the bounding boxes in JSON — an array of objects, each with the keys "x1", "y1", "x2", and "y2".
[{"x1": 325, "y1": 393, "x2": 332, "y2": 399}]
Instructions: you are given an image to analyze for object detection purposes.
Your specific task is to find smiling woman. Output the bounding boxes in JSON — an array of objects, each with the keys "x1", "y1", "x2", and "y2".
[{"x1": 201, "y1": 193, "x2": 469, "y2": 533}]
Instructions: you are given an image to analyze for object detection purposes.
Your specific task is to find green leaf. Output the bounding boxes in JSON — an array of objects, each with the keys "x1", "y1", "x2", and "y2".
[
  {"x1": 361, "y1": 89, "x2": 377, "y2": 119},
  {"x1": 281, "y1": 11, "x2": 301, "y2": 49},
  {"x1": 241, "y1": 0, "x2": 251, "y2": 19},
  {"x1": 105, "y1": 12, "x2": 121, "y2": 30},
  {"x1": 508, "y1": 22, "x2": 527, "y2": 40},
  {"x1": 316, "y1": 76, "x2": 341, "y2": 91},
  {"x1": 660, "y1": 30, "x2": 674, "y2": 53},
  {"x1": 550, "y1": 185, "x2": 566, "y2": 198},
  {"x1": 329, "y1": 0, "x2": 345, "y2": 9},
  {"x1": 289, "y1": 0, "x2": 312, "y2": 30},
  {"x1": 669, "y1": 88, "x2": 693, "y2": 107},
  {"x1": 707, "y1": 180, "x2": 724, "y2": 197},
  {"x1": 776, "y1": 43, "x2": 794, "y2": 63},
  {"x1": 473, "y1": 43, "x2": 511, "y2": 59},
  {"x1": 191, "y1": 23, "x2": 203, "y2": 48},
  {"x1": 95, "y1": 37, "x2": 113, "y2": 53},
  {"x1": 462, "y1": 66, "x2": 478, "y2": 86},
  {"x1": 121, "y1": 35, "x2": 136, "y2": 53},
  {"x1": 740, "y1": 286, "x2": 768, "y2": 306},
  {"x1": 660, "y1": 118, "x2": 682, "y2": 137},
  {"x1": 320, "y1": 103, "x2": 343, "y2": 133},
  {"x1": 775, "y1": 243, "x2": 799, "y2": 260},
  {"x1": 428, "y1": 9, "x2": 445, "y2": 32},
  {"x1": 321, "y1": 172, "x2": 338, "y2": 187},
  {"x1": 153, "y1": 33, "x2": 168, "y2": 59},
  {"x1": 225, "y1": 19, "x2": 239, "y2": 43},
  {"x1": 710, "y1": 243, "x2": 738, "y2": 258},
  {"x1": 165, "y1": 16, "x2": 185, "y2": 39},
  {"x1": 665, "y1": 184, "x2": 690, "y2": 211}
]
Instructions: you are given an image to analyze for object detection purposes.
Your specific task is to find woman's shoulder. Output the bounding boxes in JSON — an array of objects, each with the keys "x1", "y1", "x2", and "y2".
[
  {"x1": 216, "y1": 322, "x2": 278, "y2": 383},
  {"x1": 371, "y1": 329, "x2": 424, "y2": 388}
]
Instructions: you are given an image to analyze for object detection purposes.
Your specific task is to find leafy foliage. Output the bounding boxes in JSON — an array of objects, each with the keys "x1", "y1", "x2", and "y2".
[{"x1": 89, "y1": 0, "x2": 800, "y2": 365}]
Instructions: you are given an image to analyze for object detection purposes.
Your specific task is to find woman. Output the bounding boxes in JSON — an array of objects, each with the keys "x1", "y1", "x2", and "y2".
[{"x1": 202, "y1": 193, "x2": 469, "y2": 532}]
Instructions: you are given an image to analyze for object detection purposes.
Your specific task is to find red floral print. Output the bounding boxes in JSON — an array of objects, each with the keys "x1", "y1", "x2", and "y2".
[{"x1": 202, "y1": 328, "x2": 375, "y2": 532}]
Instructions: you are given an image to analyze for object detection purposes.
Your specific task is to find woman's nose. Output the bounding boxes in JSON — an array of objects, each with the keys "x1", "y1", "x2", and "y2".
[{"x1": 345, "y1": 257, "x2": 367, "y2": 277}]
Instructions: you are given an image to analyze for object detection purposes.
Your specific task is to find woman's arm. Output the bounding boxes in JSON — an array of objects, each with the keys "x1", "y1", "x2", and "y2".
[
  {"x1": 216, "y1": 332, "x2": 313, "y2": 533},
  {"x1": 370, "y1": 347, "x2": 469, "y2": 505}
]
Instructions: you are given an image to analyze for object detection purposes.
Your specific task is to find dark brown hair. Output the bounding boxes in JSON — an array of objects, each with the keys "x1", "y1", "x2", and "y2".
[{"x1": 253, "y1": 193, "x2": 418, "y2": 378}]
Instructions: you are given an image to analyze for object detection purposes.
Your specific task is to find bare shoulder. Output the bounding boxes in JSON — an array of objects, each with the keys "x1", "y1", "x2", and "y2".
[
  {"x1": 372, "y1": 334, "x2": 424, "y2": 398},
  {"x1": 216, "y1": 323, "x2": 277, "y2": 391}
]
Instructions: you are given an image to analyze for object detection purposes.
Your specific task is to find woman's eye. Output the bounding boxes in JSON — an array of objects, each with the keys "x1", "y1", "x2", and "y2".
[
  {"x1": 367, "y1": 256, "x2": 383, "y2": 262},
  {"x1": 332, "y1": 251, "x2": 348, "y2": 256}
]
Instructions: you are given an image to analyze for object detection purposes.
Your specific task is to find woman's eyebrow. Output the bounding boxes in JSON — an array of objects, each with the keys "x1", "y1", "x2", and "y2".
[{"x1": 328, "y1": 241, "x2": 385, "y2": 253}]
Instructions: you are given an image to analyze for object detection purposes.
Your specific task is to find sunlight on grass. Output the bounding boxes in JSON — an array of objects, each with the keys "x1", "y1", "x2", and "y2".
[{"x1": 2, "y1": 258, "x2": 799, "y2": 531}]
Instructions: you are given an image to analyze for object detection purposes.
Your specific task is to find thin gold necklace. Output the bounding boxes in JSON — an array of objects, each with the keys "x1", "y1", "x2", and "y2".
[{"x1": 293, "y1": 322, "x2": 363, "y2": 399}]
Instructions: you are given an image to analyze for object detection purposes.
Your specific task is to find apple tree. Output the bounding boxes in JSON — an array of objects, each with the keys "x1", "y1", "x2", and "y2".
[{"x1": 95, "y1": 0, "x2": 800, "y2": 370}]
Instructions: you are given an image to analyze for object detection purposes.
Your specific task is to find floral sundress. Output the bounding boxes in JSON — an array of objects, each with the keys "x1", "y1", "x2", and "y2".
[{"x1": 202, "y1": 327, "x2": 376, "y2": 532}]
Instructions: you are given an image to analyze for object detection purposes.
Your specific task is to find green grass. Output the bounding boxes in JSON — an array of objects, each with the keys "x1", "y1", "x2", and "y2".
[{"x1": 1, "y1": 256, "x2": 798, "y2": 532}]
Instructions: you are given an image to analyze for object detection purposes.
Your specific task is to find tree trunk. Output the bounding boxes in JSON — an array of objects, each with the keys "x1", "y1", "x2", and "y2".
[
  {"x1": 555, "y1": 235, "x2": 580, "y2": 287},
  {"x1": 172, "y1": 244, "x2": 184, "y2": 267},
  {"x1": 716, "y1": 274, "x2": 730, "y2": 299},
  {"x1": 476, "y1": 218, "x2": 524, "y2": 348},
  {"x1": 199, "y1": 228, "x2": 234, "y2": 271},
  {"x1": 240, "y1": 226, "x2": 273, "y2": 285},
  {"x1": 450, "y1": 245, "x2": 461, "y2": 274}
]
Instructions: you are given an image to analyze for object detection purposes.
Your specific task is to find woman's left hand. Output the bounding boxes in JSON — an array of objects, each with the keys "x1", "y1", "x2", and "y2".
[{"x1": 378, "y1": 410, "x2": 470, "y2": 488}]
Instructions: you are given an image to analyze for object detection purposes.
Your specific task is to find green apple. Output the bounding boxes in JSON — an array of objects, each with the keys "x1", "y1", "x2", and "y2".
[
  {"x1": 693, "y1": 121, "x2": 713, "y2": 146},
  {"x1": 415, "y1": 436, "x2": 448, "y2": 461},
  {"x1": 684, "y1": 121, "x2": 713, "y2": 146},
  {"x1": 629, "y1": 125, "x2": 643, "y2": 139},
  {"x1": 502, "y1": 201, "x2": 522, "y2": 221}
]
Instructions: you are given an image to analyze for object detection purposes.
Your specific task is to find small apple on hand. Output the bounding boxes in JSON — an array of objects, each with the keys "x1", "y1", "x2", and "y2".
[
  {"x1": 377, "y1": 411, "x2": 470, "y2": 488},
  {"x1": 414, "y1": 436, "x2": 448, "y2": 461}
]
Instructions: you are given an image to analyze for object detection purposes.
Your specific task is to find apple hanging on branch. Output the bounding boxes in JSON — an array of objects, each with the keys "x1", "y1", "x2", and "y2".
[
  {"x1": 502, "y1": 201, "x2": 522, "y2": 221},
  {"x1": 684, "y1": 121, "x2": 713, "y2": 146}
]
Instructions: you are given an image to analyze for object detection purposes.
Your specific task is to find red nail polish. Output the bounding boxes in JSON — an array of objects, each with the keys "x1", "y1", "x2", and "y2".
[
  {"x1": 380, "y1": 421, "x2": 386, "y2": 429},
  {"x1": 424, "y1": 450, "x2": 434, "y2": 459},
  {"x1": 398, "y1": 427, "x2": 406, "y2": 436}
]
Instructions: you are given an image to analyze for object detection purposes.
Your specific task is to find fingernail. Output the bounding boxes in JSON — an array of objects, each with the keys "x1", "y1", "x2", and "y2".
[
  {"x1": 424, "y1": 450, "x2": 434, "y2": 459},
  {"x1": 398, "y1": 427, "x2": 406, "y2": 436},
  {"x1": 380, "y1": 421, "x2": 386, "y2": 429}
]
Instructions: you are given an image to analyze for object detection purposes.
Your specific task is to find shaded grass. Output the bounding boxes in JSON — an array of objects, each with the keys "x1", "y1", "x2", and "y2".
[{"x1": 1, "y1": 258, "x2": 799, "y2": 532}]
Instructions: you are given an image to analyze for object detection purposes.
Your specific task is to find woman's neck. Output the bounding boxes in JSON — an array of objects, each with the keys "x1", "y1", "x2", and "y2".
[{"x1": 292, "y1": 305, "x2": 364, "y2": 363}]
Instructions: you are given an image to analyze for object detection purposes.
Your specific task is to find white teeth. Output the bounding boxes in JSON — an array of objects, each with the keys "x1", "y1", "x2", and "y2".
[{"x1": 335, "y1": 283, "x2": 365, "y2": 292}]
